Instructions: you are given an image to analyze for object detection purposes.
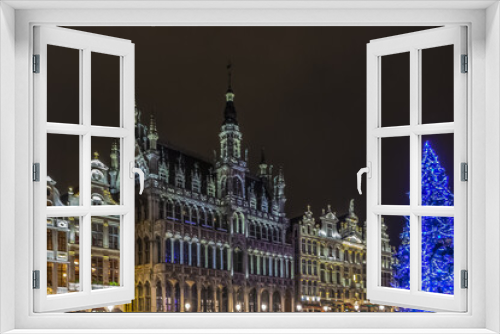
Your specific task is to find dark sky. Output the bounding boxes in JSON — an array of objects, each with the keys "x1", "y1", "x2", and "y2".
[{"x1": 49, "y1": 26, "x2": 456, "y2": 248}]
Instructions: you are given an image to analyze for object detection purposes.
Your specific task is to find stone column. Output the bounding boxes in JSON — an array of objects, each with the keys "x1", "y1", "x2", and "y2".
[
  {"x1": 212, "y1": 284, "x2": 218, "y2": 312},
  {"x1": 180, "y1": 282, "x2": 185, "y2": 312},
  {"x1": 197, "y1": 284, "x2": 202, "y2": 312},
  {"x1": 170, "y1": 238, "x2": 174, "y2": 263},
  {"x1": 220, "y1": 247, "x2": 224, "y2": 270},
  {"x1": 285, "y1": 258, "x2": 289, "y2": 278},
  {"x1": 281, "y1": 291, "x2": 285, "y2": 312},
  {"x1": 188, "y1": 242, "x2": 192, "y2": 266},
  {"x1": 228, "y1": 285, "x2": 234, "y2": 312},
  {"x1": 204, "y1": 244, "x2": 209, "y2": 268},
  {"x1": 244, "y1": 287, "x2": 249, "y2": 312},
  {"x1": 250, "y1": 254, "x2": 254, "y2": 275},
  {"x1": 291, "y1": 259, "x2": 294, "y2": 279},
  {"x1": 197, "y1": 243, "x2": 201, "y2": 267},
  {"x1": 244, "y1": 250, "x2": 249, "y2": 277},
  {"x1": 262, "y1": 256, "x2": 266, "y2": 276},
  {"x1": 228, "y1": 248, "x2": 232, "y2": 274},
  {"x1": 212, "y1": 245, "x2": 217, "y2": 269},
  {"x1": 269, "y1": 256, "x2": 273, "y2": 277},
  {"x1": 151, "y1": 280, "x2": 158, "y2": 312}
]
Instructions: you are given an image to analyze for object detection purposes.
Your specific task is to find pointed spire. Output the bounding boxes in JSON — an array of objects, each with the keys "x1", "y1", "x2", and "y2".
[
  {"x1": 148, "y1": 114, "x2": 159, "y2": 150},
  {"x1": 223, "y1": 61, "x2": 237, "y2": 125}
]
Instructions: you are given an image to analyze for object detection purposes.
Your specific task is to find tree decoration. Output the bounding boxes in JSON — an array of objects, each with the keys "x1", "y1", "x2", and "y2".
[{"x1": 392, "y1": 141, "x2": 454, "y2": 295}]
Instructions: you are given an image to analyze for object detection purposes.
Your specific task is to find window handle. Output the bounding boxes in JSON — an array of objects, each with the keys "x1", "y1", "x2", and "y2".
[
  {"x1": 357, "y1": 162, "x2": 371, "y2": 195},
  {"x1": 130, "y1": 162, "x2": 145, "y2": 195}
]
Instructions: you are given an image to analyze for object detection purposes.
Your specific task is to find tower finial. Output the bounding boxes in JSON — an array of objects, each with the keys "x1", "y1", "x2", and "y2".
[{"x1": 260, "y1": 148, "x2": 266, "y2": 165}]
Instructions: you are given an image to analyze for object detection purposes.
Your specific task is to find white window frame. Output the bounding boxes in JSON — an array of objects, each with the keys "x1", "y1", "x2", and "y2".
[
  {"x1": 366, "y1": 26, "x2": 467, "y2": 312},
  {"x1": 33, "y1": 26, "x2": 136, "y2": 312},
  {"x1": 0, "y1": 1, "x2": 499, "y2": 333}
]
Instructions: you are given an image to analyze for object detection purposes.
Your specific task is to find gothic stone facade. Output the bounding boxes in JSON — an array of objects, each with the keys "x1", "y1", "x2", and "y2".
[{"x1": 129, "y1": 84, "x2": 295, "y2": 312}]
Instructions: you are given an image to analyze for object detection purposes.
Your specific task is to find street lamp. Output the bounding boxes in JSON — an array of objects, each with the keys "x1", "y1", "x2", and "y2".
[
  {"x1": 323, "y1": 306, "x2": 328, "y2": 312},
  {"x1": 106, "y1": 305, "x2": 114, "y2": 312},
  {"x1": 261, "y1": 304, "x2": 267, "y2": 311},
  {"x1": 185, "y1": 303, "x2": 191, "y2": 312},
  {"x1": 236, "y1": 304, "x2": 241, "y2": 312},
  {"x1": 354, "y1": 304, "x2": 360, "y2": 312},
  {"x1": 296, "y1": 304, "x2": 302, "y2": 312}
]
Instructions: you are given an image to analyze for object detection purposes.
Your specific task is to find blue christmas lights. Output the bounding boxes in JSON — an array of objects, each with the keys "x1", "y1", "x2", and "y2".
[{"x1": 392, "y1": 141, "x2": 454, "y2": 295}]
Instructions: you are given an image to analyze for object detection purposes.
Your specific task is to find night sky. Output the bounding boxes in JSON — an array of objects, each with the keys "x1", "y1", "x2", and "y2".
[{"x1": 49, "y1": 26, "x2": 456, "y2": 248}]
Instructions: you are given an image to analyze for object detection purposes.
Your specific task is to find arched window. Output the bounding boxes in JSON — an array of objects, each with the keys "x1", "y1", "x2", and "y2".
[
  {"x1": 191, "y1": 207, "x2": 199, "y2": 225},
  {"x1": 239, "y1": 214, "x2": 244, "y2": 234},
  {"x1": 207, "y1": 211, "x2": 214, "y2": 228},
  {"x1": 145, "y1": 282, "x2": 151, "y2": 312},
  {"x1": 302, "y1": 239, "x2": 306, "y2": 253},
  {"x1": 313, "y1": 243, "x2": 317, "y2": 255},
  {"x1": 221, "y1": 287, "x2": 228, "y2": 312},
  {"x1": 261, "y1": 290, "x2": 269, "y2": 312},
  {"x1": 222, "y1": 247, "x2": 228, "y2": 270},
  {"x1": 307, "y1": 240, "x2": 312, "y2": 254},
  {"x1": 165, "y1": 282, "x2": 172, "y2": 312},
  {"x1": 313, "y1": 261, "x2": 318, "y2": 276},
  {"x1": 167, "y1": 201, "x2": 174, "y2": 220},
  {"x1": 174, "y1": 282, "x2": 180, "y2": 312},
  {"x1": 307, "y1": 260, "x2": 312, "y2": 275},
  {"x1": 221, "y1": 214, "x2": 228, "y2": 230},
  {"x1": 216, "y1": 247, "x2": 222, "y2": 270},
  {"x1": 165, "y1": 239, "x2": 172, "y2": 263},
  {"x1": 256, "y1": 223, "x2": 262, "y2": 239},
  {"x1": 173, "y1": 239, "x2": 180, "y2": 264},
  {"x1": 191, "y1": 284, "x2": 198, "y2": 312},
  {"x1": 191, "y1": 242, "x2": 198, "y2": 267},
  {"x1": 159, "y1": 200, "x2": 165, "y2": 219},
  {"x1": 156, "y1": 236, "x2": 162, "y2": 263},
  {"x1": 138, "y1": 283, "x2": 144, "y2": 311},
  {"x1": 249, "y1": 221, "x2": 256, "y2": 238},
  {"x1": 174, "y1": 202, "x2": 181, "y2": 222},
  {"x1": 156, "y1": 281, "x2": 163, "y2": 312},
  {"x1": 183, "y1": 205, "x2": 190, "y2": 224},
  {"x1": 137, "y1": 238, "x2": 143, "y2": 265},
  {"x1": 233, "y1": 177, "x2": 243, "y2": 197},
  {"x1": 183, "y1": 241, "x2": 189, "y2": 265},
  {"x1": 233, "y1": 249, "x2": 243, "y2": 273},
  {"x1": 262, "y1": 226, "x2": 268, "y2": 240},
  {"x1": 200, "y1": 244, "x2": 206, "y2": 268},
  {"x1": 272, "y1": 291, "x2": 281, "y2": 312},
  {"x1": 320, "y1": 244, "x2": 325, "y2": 256},
  {"x1": 144, "y1": 237, "x2": 150, "y2": 264},
  {"x1": 207, "y1": 245, "x2": 214, "y2": 269},
  {"x1": 249, "y1": 288, "x2": 257, "y2": 312}
]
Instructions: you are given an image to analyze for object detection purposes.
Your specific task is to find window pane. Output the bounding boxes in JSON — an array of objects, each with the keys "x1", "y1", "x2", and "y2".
[
  {"x1": 91, "y1": 137, "x2": 121, "y2": 205},
  {"x1": 421, "y1": 134, "x2": 454, "y2": 206},
  {"x1": 47, "y1": 217, "x2": 80, "y2": 294},
  {"x1": 91, "y1": 52, "x2": 120, "y2": 127},
  {"x1": 421, "y1": 45, "x2": 454, "y2": 124},
  {"x1": 421, "y1": 216, "x2": 454, "y2": 295},
  {"x1": 91, "y1": 215, "x2": 121, "y2": 290},
  {"x1": 381, "y1": 136, "x2": 410, "y2": 205},
  {"x1": 381, "y1": 215, "x2": 410, "y2": 290},
  {"x1": 47, "y1": 45, "x2": 80, "y2": 124},
  {"x1": 381, "y1": 52, "x2": 410, "y2": 127},
  {"x1": 47, "y1": 134, "x2": 80, "y2": 206}
]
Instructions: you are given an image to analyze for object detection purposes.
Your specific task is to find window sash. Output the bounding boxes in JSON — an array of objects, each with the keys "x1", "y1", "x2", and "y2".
[
  {"x1": 33, "y1": 25, "x2": 135, "y2": 312},
  {"x1": 366, "y1": 26, "x2": 467, "y2": 312}
]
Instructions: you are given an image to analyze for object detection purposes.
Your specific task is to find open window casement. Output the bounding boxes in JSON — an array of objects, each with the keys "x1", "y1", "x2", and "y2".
[
  {"x1": 33, "y1": 26, "x2": 136, "y2": 312},
  {"x1": 364, "y1": 26, "x2": 467, "y2": 312}
]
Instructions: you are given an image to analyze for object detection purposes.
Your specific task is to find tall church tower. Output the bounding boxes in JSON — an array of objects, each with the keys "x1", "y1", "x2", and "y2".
[{"x1": 216, "y1": 62, "x2": 249, "y2": 234}]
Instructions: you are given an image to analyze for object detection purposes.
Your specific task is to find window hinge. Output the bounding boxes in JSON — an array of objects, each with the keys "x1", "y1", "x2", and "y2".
[
  {"x1": 33, "y1": 54, "x2": 40, "y2": 73},
  {"x1": 461, "y1": 270, "x2": 468, "y2": 289},
  {"x1": 33, "y1": 163, "x2": 40, "y2": 182},
  {"x1": 32, "y1": 270, "x2": 40, "y2": 289},
  {"x1": 461, "y1": 162, "x2": 468, "y2": 181},
  {"x1": 461, "y1": 54, "x2": 468, "y2": 73}
]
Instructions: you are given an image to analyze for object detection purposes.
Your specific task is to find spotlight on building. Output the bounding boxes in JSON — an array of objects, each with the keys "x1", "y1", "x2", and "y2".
[
  {"x1": 236, "y1": 304, "x2": 241, "y2": 312},
  {"x1": 185, "y1": 303, "x2": 191, "y2": 312},
  {"x1": 354, "y1": 304, "x2": 360, "y2": 312},
  {"x1": 296, "y1": 304, "x2": 302, "y2": 312},
  {"x1": 261, "y1": 304, "x2": 267, "y2": 311},
  {"x1": 379, "y1": 305, "x2": 385, "y2": 311},
  {"x1": 323, "y1": 306, "x2": 328, "y2": 312},
  {"x1": 106, "y1": 305, "x2": 114, "y2": 312}
]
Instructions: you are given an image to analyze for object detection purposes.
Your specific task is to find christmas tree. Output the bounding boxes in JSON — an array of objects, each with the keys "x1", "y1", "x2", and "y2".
[{"x1": 392, "y1": 141, "x2": 454, "y2": 295}]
